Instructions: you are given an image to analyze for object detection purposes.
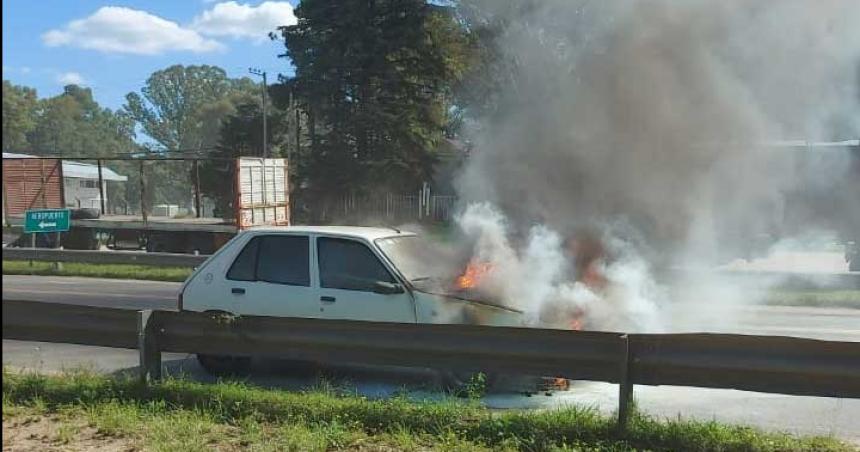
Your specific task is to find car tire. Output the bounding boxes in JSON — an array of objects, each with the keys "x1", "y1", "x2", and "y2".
[
  {"x1": 439, "y1": 370, "x2": 497, "y2": 396},
  {"x1": 197, "y1": 353, "x2": 251, "y2": 377}
]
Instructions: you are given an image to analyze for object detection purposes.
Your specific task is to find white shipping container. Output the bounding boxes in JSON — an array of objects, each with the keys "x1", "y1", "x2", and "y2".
[{"x1": 236, "y1": 158, "x2": 290, "y2": 228}]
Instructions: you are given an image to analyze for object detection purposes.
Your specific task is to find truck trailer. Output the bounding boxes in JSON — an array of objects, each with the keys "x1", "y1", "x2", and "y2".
[{"x1": 2, "y1": 156, "x2": 289, "y2": 254}]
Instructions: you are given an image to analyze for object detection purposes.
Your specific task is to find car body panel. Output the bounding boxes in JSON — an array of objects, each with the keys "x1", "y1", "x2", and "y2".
[
  {"x1": 413, "y1": 291, "x2": 525, "y2": 327},
  {"x1": 181, "y1": 226, "x2": 523, "y2": 327}
]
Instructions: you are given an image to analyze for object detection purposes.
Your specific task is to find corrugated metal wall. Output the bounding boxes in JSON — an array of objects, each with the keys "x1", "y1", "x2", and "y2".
[{"x1": 2, "y1": 158, "x2": 64, "y2": 216}]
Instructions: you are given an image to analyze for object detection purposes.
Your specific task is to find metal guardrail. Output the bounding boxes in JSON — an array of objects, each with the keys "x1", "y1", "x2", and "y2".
[
  {"x1": 629, "y1": 333, "x2": 860, "y2": 398},
  {"x1": 3, "y1": 299, "x2": 860, "y2": 429},
  {"x1": 2, "y1": 248, "x2": 208, "y2": 267},
  {"x1": 2, "y1": 300, "x2": 138, "y2": 349}
]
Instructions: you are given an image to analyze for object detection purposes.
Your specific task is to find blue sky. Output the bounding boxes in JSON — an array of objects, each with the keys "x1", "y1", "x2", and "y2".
[{"x1": 2, "y1": 0, "x2": 298, "y2": 110}]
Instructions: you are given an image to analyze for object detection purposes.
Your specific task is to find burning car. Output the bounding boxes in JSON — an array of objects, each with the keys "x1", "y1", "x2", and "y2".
[{"x1": 180, "y1": 226, "x2": 527, "y2": 378}]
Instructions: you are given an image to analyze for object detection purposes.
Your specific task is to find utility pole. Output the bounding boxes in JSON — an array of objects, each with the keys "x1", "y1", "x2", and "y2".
[{"x1": 248, "y1": 68, "x2": 268, "y2": 158}]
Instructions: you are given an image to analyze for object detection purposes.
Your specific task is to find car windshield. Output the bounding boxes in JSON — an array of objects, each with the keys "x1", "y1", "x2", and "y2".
[{"x1": 375, "y1": 235, "x2": 453, "y2": 283}]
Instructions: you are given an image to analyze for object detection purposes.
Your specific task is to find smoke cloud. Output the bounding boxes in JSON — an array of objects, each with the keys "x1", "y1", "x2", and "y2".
[{"x1": 449, "y1": 0, "x2": 860, "y2": 331}]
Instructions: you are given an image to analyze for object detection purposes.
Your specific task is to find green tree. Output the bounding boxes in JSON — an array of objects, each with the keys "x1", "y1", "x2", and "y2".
[
  {"x1": 2, "y1": 80, "x2": 39, "y2": 152},
  {"x1": 28, "y1": 85, "x2": 137, "y2": 157},
  {"x1": 123, "y1": 65, "x2": 240, "y2": 152},
  {"x1": 123, "y1": 66, "x2": 263, "y2": 213},
  {"x1": 274, "y1": 0, "x2": 470, "y2": 208},
  {"x1": 199, "y1": 93, "x2": 294, "y2": 217}
]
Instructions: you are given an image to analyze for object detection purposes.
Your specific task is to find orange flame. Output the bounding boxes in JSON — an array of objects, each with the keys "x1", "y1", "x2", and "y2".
[{"x1": 455, "y1": 261, "x2": 493, "y2": 290}]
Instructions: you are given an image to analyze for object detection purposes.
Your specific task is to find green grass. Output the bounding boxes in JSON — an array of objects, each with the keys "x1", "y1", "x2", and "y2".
[
  {"x1": 2, "y1": 369, "x2": 853, "y2": 452},
  {"x1": 2, "y1": 260, "x2": 192, "y2": 282}
]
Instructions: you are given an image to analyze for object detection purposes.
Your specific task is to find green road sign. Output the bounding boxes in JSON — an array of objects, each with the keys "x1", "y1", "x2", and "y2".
[{"x1": 24, "y1": 209, "x2": 71, "y2": 233}]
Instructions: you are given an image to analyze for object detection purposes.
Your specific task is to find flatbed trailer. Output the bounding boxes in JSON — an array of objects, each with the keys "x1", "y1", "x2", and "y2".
[
  {"x1": 5, "y1": 215, "x2": 237, "y2": 253},
  {"x1": 3, "y1": 156, "x2": 289, "y2": 254}
]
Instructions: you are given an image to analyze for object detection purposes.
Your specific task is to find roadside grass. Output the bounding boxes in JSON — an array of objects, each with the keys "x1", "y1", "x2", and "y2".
[
  {"x1": 2, "y1": 369, "x2": 853, "y2": 452},
  {"x1": 2, "y1": 260, "x2": 191, "y2": 282}
]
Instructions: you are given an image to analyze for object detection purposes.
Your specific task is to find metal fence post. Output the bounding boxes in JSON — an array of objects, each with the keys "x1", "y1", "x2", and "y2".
[
  {"x1": 137, "y1": 310, "x2": 161, "y2": 382},
  {"x1": 97, "y1": 159, "x2": 106, "y2": 215},
  {"x1": 193, "y1": 159, "x2": 202, "y2": 218},
  {"x1": 139, "y1": 160, "x2": 148, "y2": 223},
  {"x1": 617, "y1": 334, "x2": 634, "y2": 431}
]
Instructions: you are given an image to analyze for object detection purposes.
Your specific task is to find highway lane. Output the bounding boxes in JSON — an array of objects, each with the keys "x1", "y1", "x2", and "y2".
[
  {"x1": 2, "y1": 275, "x2": 179, "y2": 310},
  {"x1": 3, "y1": 274, "x2": 860, "y2": 442}
]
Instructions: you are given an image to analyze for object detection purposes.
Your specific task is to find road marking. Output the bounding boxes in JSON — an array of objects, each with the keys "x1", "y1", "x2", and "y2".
[{"x1": 2, "y1": 289, "x2": 175, "y2": 301}]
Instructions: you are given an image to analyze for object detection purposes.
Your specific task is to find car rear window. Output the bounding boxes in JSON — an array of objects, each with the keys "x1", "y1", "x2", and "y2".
[
  {"x1": 226, "y1": 236, "x2": 260, "y2": 281},
  {"x1": 318, "y1": 237, "x2": 394, "y2": 291},
  {"x1": 227, "y1": 235, "x2": 310, "y2": 286}
]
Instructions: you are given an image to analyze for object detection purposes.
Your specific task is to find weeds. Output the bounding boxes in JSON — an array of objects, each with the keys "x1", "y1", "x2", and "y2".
[
  {"x1": 2, "y1": 260, "x2": 191, "y2": 282},
  {"x1": 2, "y1": 369, "x2": 853, "y2": 452}
]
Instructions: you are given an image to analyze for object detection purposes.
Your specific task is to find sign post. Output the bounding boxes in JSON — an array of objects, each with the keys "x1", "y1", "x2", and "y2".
[{"x1": 24, "y1": 209, "x2": 71, "y2": 265}]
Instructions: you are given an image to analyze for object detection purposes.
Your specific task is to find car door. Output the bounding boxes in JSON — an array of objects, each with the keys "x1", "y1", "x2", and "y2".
[
  {"x1": 315, "y1": 236, "x2": 417, "y2": 323},
  {"x1": 225, "y1": 233, "x2": 321, "y2": 318}
]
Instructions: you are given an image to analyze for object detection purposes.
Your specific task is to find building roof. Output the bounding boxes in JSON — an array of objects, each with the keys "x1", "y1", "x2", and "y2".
[
  {"x1": 2, "y1": 152, "x2": 127, "y2": 181},
  {"x1": 61, "y1": 160, "x2": 127, "y2": 181},
  {"x1": 244, "y1": 225, "x2": 417, "y2": 241}
]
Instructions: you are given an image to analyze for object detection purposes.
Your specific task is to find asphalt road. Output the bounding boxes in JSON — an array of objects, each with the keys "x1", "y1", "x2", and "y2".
[
  {"x1": 2, "y1": 275, "x2": 179, "y2": 310},
  {"x1": 3, "y1": 274, "x2": 860, "y2": 443}
]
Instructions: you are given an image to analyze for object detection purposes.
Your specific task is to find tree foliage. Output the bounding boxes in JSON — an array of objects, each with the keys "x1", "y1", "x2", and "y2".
[
  {"x1": 199, "y1": 87, "x2": 295, "y2": 217},
  {"x1": 274, "y1": 0, "x2": 470, "y2": 204},
  {"x1": 28, "y1": 85, "x2": 137, "y2": 157},
  {"x1": 123, "y1": 65, "x2": 245, "y2": 152},
  {"x1": 2, "y1": 80, "x2": 39, "y2": 152},
  {"x1": 0, "y1": 83, "x2": 137, "y2": 157},
  {"x1": 122, "y1": 65, "x2": 270, "y2": 214}
]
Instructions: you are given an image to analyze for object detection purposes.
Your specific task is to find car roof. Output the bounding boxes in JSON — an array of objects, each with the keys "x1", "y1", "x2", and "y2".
[{"x1": 244, "y1": 225, "x2": 417, "y2": 241}]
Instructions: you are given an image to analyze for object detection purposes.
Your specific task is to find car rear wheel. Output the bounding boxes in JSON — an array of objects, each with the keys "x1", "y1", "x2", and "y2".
[{"x1": 197, "y1": 353, "x2": 251, "y2": 377}]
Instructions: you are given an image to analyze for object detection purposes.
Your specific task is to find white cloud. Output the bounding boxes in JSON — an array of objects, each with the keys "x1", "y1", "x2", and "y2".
[
  {"x1": 192, "y1": 1, "x2": 296, "y2": 41},
  {"x1": 20, "y1": 67, "x2": 32, "y2": 74},
  {"x1": 57, "y1": 72, "x2": 85, "y2": 85},
  {"x1": 42, "y1": 6, "x2": 224, "y2": 55}
]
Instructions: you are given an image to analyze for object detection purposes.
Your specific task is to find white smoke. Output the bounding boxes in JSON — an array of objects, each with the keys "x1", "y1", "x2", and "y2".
[
  {"x1": 457, "y1": 203, "x2": 663, "y2": 332},
  {"x1": 451, "y1": 0, "x2": 860, "y2": 331}
]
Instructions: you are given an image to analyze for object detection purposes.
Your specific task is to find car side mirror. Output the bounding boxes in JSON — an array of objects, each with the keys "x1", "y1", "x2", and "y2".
[{"x1": 372, "y1": 281, "x2": 405, "y2": 295}]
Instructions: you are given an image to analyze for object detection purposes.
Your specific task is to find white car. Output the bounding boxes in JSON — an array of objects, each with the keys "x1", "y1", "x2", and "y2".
[{"x1": 179, "y1": 226, "x2": 525, "y2": 377}]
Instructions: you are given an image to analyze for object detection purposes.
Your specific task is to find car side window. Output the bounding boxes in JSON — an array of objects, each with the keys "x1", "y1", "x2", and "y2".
[
  {"x1": 226, "y1": 235, "x2": 310, "y2": 286},
  {"x1": 318, "y1": 237, "x2": 394, "y2": 291},
  {"x1": 226, "y1": 236, "x2": 260, "y2": 281},
  {"x1": 256, "y1": 235, "x2": 310, "y2": 286}
]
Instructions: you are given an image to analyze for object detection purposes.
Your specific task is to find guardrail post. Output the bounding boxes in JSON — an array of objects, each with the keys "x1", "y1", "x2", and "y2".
[
  {"x1": 138, "y1": 310, "x2": 161, "y2": 383},
  {"x1": 617, "y1": 334, "x2": 633, "y2": 431}
]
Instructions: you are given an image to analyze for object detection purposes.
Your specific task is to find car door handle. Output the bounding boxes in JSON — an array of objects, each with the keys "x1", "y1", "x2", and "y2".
[
  {"x1": 231, "y1": 287, "x2": 246, "y2": 295},
  {"x1": 320, "y1": 296, "x2": 336, "y2": 303}
]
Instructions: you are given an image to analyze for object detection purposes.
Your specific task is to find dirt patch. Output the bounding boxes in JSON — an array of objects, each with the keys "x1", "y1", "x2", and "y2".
[{"x1": 2, "y1": 414, "x2": 136, "y2": 452}]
